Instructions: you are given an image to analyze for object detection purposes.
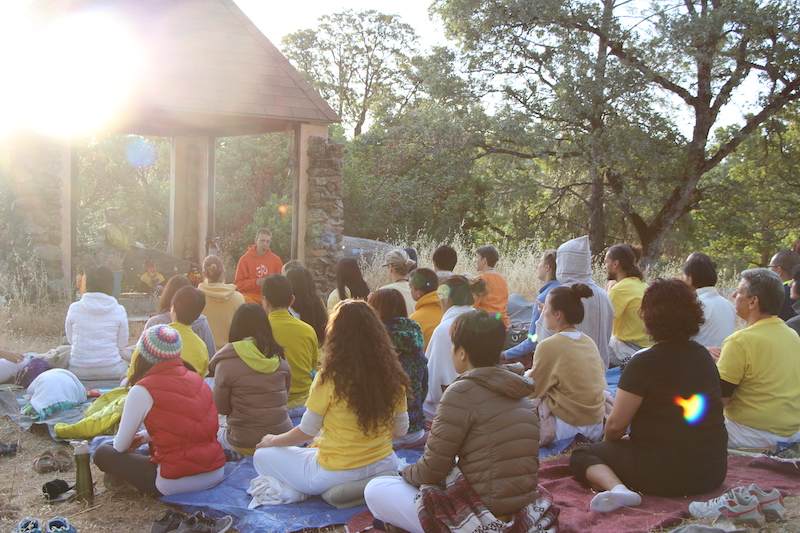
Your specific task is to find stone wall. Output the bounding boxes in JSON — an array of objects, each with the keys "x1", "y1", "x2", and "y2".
[{"x1": 304, "y1": 137, "x2": 344, "y2": 295}]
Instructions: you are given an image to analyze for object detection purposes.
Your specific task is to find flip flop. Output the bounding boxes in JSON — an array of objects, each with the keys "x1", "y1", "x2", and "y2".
[{"x1": 33, "y1": 448, "x2": 72, "y2": 474}]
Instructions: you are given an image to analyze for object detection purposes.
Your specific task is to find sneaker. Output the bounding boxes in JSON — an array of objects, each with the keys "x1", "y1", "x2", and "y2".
[
  {"x1": 688, "y1": 487, "x2": 765, "y2": 527},
  {"x1": 15, "y1": 517, "x2": 42, "y2": 533},
  {"x1": 747, "y1": 484, "x2": 785, "y2": 522},
  {"x1": 44, "y1": 517, "x2": 77, "y2": 533},
  {"x1": 151, "y1": 510, "x2": 188, "y2": 533},
  {"x1": 173, "y1": 512, "x2": 233, "y2": 533}
]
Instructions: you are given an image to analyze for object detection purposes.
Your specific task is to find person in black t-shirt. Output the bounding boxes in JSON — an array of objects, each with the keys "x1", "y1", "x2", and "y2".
[{"x1": 570, "y1": 279, "x2": 727, "y2": 513}]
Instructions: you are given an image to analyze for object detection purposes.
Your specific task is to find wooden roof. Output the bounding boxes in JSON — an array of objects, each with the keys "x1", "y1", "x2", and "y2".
[{"x1": 39, "y1": 0, "x2": 339, "y2": 136}]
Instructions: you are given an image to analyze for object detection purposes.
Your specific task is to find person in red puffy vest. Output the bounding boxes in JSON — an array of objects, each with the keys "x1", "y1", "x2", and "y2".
[{"x1": 94, "y1": 325, "x2": 226, "y2": 496}]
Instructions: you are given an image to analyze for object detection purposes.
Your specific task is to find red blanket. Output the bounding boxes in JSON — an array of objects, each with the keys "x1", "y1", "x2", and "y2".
[{"x1": 347, "y1": 455, "x2": 800, "y2": 533}]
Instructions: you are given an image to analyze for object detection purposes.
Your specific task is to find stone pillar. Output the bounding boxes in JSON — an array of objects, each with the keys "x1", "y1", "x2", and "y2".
[
  {"x1": 2, "y1": 134, "x2": 73, "y2": 298},
  {"x1": 292, "y1": 123, "x2": 329, "y2": 263},
  {"x1": 168, "y1": 136, "x2": 214, "y2": 264},
  {"x1": 304, "y1": 137, "x2": 344, "y2": 294}
]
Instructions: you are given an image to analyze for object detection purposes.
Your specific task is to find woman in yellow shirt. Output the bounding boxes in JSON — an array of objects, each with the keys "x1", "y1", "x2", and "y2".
[{"x1": 252, "y1": 300, "x2": 409, "y2": 496}]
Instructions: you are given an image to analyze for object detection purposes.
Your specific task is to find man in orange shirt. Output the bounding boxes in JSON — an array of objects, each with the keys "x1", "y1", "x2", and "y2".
[
  {"x1": 473, "y1": 245, "x2": 510, "y2": 329},
  {"x1": 234, "y1": 228, "x2": 284, "y2": 303}
]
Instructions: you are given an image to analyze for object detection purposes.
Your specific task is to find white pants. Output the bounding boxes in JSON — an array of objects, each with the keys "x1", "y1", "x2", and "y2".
[
  {"x1": 69, "y1": 360, "x2": 129, "y2": 381},
  {"x1": 725, "y1": 418, "x2": 800, "y2": 449},
  {"x1": 555, "y1": 417, "x2": 604, "y2": 442},
  {"x1": 365, "y1": 476, "x2": 424, "y2": 533},
  {"x1": 0, "y1": 359, "x2": 20, "y2": 384},
  {"x1": 253, "y1": 446, "x2": 399, "y2": 496},
  {"x1": 608, "y1": 337, "x2": 644, "y2": 367}
]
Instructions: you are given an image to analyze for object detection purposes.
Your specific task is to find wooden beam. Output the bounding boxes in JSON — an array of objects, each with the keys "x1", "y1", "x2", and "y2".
[{"x1": 168, "y1": 136, "x2": 213, "y2": 264}]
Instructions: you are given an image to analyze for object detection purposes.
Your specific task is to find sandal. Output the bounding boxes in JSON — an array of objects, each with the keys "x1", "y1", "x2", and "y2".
[
  {"x1": 33, "y1": 448, "x2": 72, "y2": 474},
  {"x1": 0, "y1": 441, "x2": 19, "y2": 457}
]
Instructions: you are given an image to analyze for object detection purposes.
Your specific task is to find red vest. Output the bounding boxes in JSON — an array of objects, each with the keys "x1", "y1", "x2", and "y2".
[{"x1": 138, "y1": 359, "x2": 225, "y2": 479}]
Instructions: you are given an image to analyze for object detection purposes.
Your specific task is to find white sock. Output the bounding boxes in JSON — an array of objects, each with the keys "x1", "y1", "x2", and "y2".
[{"x1": 590, "y1": 484, "x2": 642, "y2": 512}]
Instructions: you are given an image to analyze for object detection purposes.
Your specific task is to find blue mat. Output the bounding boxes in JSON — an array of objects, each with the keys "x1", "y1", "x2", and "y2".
[{"x1": 606, "y1": 366, "x2": 621, "y2": 396}]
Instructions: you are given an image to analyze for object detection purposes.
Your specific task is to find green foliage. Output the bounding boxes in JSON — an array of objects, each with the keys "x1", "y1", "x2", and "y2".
[{"x1": 238, "y1": 194, "x2": 293, "y2": 261}]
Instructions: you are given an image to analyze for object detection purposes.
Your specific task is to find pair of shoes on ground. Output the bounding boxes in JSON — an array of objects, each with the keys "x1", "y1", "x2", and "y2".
[
  {"x1": 689, "y1": 484, "x2": 785, "y2": 527},
  {"x1": 33, "y1": 448, "x2": 72, "y2": 474},
  {"x1": 152, "y1": 510, "x2": 234, "y2": 533},
  {"x1": 15, "y1": 516, "x2": 76, "y2": 533}
]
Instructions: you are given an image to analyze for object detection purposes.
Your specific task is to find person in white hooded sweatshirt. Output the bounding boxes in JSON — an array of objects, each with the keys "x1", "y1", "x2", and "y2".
[
  {"x1": 65, "y1": 266, "x2": 129, "y2": 380},
  {"x1": 535, "y1": 236, "x2": 614, "y2": 369}
]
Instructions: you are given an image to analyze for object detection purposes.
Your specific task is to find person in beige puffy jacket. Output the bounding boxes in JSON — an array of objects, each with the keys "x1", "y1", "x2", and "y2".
[{"x1": 365, "y1": 310, "x2": 540, "y2": 533}]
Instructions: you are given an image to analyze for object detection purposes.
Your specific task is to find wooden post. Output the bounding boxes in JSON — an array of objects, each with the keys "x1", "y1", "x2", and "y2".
[
  {"x1": 292, "y1": 123, "x2": 328, "y2": 263},
  {"x1": 168, "y1": 136, "x2": 214, "y2": 264}
]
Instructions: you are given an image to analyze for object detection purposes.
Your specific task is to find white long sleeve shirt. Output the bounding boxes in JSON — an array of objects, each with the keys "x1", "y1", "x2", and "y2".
[
  {"x1": 65, "y1": 292, "x2": 128, "y2": 369},
  {"x1": 693, "y1": 287, "x2": 737, "y2": 348}
]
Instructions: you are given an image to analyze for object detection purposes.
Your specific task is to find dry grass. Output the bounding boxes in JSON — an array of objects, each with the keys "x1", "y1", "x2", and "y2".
[{"x1": 0, "y1": 301, "x2": 67, "y2": 354}]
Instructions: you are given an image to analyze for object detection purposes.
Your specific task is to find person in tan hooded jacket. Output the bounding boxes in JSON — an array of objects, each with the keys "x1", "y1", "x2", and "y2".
[
  {"x1": 210, "y1": 303, "x2": 292, "y2": 455},
  {"x1": 365, "y1": 310, "x2": 540, "y2": 533},
  {"x1": 199, "y1": 255, "x2": 245, "y2": 351}
]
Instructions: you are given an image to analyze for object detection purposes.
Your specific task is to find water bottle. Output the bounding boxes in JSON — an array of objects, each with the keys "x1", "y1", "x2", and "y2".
[{"x1": 73, "y1": 441, "x2": 93, "y2": 503}]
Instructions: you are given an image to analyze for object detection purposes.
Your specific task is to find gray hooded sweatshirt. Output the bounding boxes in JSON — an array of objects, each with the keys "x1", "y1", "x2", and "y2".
[{"x1": 535, "y1": 235, "x2": 613, "y2": 369}]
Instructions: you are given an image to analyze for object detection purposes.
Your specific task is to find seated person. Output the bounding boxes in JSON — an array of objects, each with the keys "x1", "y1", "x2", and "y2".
[
  {"x1": 65, "y1": 266, "x2": 129, "y2": 380},
  {"x1": 530, "y1": 284, "x2": 606, "y2": 444},
  {"x1": 379, "y1": 249, "x2": 417, "y2": 316},
  {"x1": 210, "y1": 303, "x2": 292, "y2": 456},
  {"x1": 472, "y1": 245, "x2": 510, "y2": 329},
  {"x1": 605, "y1": 244, "x2": 651, "y2": 366},
  {"x1": 262, "y1": 275, "x2": 320, "y2": 414},
  {"x1": 785, "y1": 265, "x2": 800, "y2": 336},
  {"x1": 94, "y1": 325, "x2": 225, "y2": 495},
  {"x1": 368, "y1": 288, "x2": 428, "y2": 447},
  {"x1": 252, "y1": 300, "x2": 408, "y2": 497},
  {"x1": 683, "y1": 252, "x2": 736, "y2": 348},
  {"x1": 570, "y1": 279, "x2": 727, "y2": 512},
  {"x1": 0, "y1": 348, "x2": 23, "y2": 384},
  {"x1": 365, "y1": 310, "x2": 539, "y2": 533},
  {"x1": 128, "y1": 286, "x2": 210, "y2": 379},
  {"x1": 717, "y1": 268, "x2": 800, "y2": 448},
  {"x1": 768, "y1": 250, "x2": 800, "y2": 321},
  {"x1": 198, "y1": 255, "x2": 245, "y2": 352},
  {"x1": 432, "y1": 244, "x2": 457, "y2": 282},
  {"x1": 408, "y1": 268, "x2": 443, "y2": 351},
  {"x1": 144, "y1": 275, "x2": 216, "y2": 357},
  {"x1": 327, "y1": 258, "x2": 370, "y2": 311},
  {"x1": 139, "y1": 259, "x2": 165, "y2": 293},
  {"x1": 422, "y1": 275, "x2": 475, "y2": 422}
]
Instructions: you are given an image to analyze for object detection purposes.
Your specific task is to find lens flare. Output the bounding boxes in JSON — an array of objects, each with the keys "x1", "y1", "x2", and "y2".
[{"x1": 674, "y1": 394, "x2": 707, "y2": 425}]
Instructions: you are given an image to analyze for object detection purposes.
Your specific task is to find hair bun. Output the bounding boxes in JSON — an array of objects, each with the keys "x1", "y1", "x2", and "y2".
[{"x1": 570, "y1": 283, "x2": 594, "y2": 300}]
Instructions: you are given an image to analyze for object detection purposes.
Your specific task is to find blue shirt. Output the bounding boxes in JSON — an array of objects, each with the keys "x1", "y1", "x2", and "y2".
[{"x1": 503, "y1": 279, "x2": 560, "y2": 360}]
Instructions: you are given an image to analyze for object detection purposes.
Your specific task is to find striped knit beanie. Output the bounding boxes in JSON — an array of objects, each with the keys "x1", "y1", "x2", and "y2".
[{"x1": 137, "y1": 325, "x2": 182, "y2": 364}]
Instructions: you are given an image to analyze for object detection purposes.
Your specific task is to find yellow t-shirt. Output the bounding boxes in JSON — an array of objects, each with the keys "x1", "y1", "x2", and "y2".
[
  {"x1": 608, "y1": 277, "x2": 651, "y2": 347},
  {"x1": 126, "y1": 321, "x2": 209, "y2": 380},
  {"x1": 717, "y1": 316, "x2": 800, "y2": 436},
  {"x1": 306, "y1": 373, "x2": 406, "y2": 470},
  {"x1": 268, "y1": 309, "x2": 320, "y2": 408}
]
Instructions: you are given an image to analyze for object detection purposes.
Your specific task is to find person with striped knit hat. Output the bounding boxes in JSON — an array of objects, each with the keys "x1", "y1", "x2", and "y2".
[{"x1": 94, "y1": 325, "x2": 226, "y2": 496}]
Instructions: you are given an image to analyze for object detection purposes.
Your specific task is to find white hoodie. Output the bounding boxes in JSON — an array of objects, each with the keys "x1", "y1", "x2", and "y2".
[
  {"x1": 65, "y1": 292, "x2": 129, "y2": 369},
  {"x1": 535, "y1": 236, "x2": 614, "y2": 369}
]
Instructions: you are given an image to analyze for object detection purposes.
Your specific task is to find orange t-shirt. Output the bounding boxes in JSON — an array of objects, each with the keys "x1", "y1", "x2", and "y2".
[
  {"x1": 474, "y1": 271, "x2": 510, "y2": 328},
  {"x1": 234, "y1": 246, "x2": 284, "y2": 304}
]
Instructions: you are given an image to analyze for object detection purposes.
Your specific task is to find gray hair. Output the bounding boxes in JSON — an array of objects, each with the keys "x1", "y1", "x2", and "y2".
[{"x1": 740, "y1": 268, "x2": 785, "y2": 315}]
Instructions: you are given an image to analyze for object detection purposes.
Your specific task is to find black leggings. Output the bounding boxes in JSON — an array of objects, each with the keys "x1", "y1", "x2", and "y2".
[
  {"x1": 93, "y1": 444, "x2": 162, "y2": 496},
  {"x1": 570, "y1": 440, "x2": 726, "y2": 497}
]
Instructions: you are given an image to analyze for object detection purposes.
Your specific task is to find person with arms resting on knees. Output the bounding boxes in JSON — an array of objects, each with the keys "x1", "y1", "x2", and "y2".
[
  {"x1": 66, "y1": 266, "x2": 130, "y2": 380},
  {"x1": 235, "y1": 228, "x2": 284, "y2": 304},
  {"x1": 716, "y1": 268, "x2": 800, "y2": 449},
  {"x1": 365, "y1": 310, "x2": 540, "y2": 533},
  {"x1": 261, "y1": 275, "x2": 319, "y2": 417},
  {"x1": 682, "y1": 252, "x2": 736, "y2": 348},
  {"x1": 570, "y1": 279, "x2": 727, "y2": 512},
  {"x1": 143, "y1": 275, "x2": 215, "y2": 358},
  {"x1": 252, "y1": 300, "x2": 409, "y2": 497},
  {"x1": 408, "y1": 268, "x2": 443, "y2": 351},
  {"x1": 503, "y1": 249, "x2": 560, "y2": 362},
  {"x1": 536, "y1": 236, "x2": 613, "y2": 368},
  {"x1": 198, "y1": 255, "x2": 245, "y2": 352},
  {"x1": 529, "y1": 284, "x2": 606, "y2": 445},
  {"x1": 210, "y1": 304, "x2": 292, "y2": 456},
  {"x1": 767, "y1": 250, "x2": 800, "y2": 321},
  {"x1": 472, "y1": 245, "x2": 510, "y2": 329},
  {"x1": 128, "y1": 286, "x2": 211, "y2": 381},
  {"x1": 423, "y1": 275, "x2": 476, "y2": 422},
  {"x1": 326, "y1": 257, "x2": 370, "y2": 312},
  {"x1": 786, "y1": 266, "x2": 800, "y2": 336},
  {"x1": 605, "y1": 244, "x2": 651, "y2": 367},
  {"x1": 368, "y1": 289, "x2": 428, "y2": 448},
  {"x1": 432, "y1": 244, "x2": 457, "y2": 282},
  {"x1": 94, "y1": 325, "x2": 225, "y2": 496},
  {"x1": 379, "y1": 249, "x2": 417, "y2": 316}
]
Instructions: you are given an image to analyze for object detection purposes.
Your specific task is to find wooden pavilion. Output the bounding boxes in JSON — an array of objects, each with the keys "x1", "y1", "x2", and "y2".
[{"x1": 4, "y1": 0, "x2": 339, "y2": 295}]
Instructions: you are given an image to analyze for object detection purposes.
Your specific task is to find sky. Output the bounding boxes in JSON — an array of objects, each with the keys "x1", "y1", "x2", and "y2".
[{"x1": 234, "y1": 0, "x2": 762, "y2": 138}]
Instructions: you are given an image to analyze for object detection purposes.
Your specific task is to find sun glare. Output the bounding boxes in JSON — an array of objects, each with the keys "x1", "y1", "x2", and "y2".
[{"x1": 0, "y1": 7, "x2": 143, "y2": 138}]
